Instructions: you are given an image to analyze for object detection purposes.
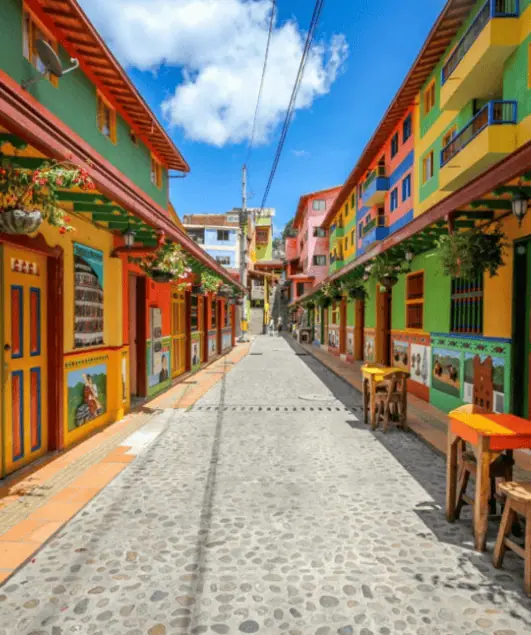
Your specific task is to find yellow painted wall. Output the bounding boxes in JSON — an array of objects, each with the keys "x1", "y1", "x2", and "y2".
[{"x1": 39, "y1": 214, "x2": 128, "y2": 448}]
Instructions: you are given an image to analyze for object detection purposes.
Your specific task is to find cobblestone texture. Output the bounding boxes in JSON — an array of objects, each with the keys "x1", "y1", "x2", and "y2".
[{"x1": 1, "y1": 336, "x2": 531, "y2": 634}]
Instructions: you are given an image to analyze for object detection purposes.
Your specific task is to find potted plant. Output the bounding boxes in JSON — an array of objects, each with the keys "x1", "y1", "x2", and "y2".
[
  {"x1": 217, "y1": 284, "x2": 232, "y2": 298},
  {"x1": 437, "y1": 224, "x2": 507, "y2": 281},
  {"x1": 370, "y1": 252, "x2": 407, "y2": 289},
  {"x1": 322, "y1": 280, "x2": 343, "y2": 301},
  {"x1": 131, "y1": 241, "x2": 188, "y2": 283},
  {"x1": 201, "y1": 271, "x2": 222, "y2": 293},
  {"x1": 0, "y1": 159, "x2": 94, "y2": 235}
]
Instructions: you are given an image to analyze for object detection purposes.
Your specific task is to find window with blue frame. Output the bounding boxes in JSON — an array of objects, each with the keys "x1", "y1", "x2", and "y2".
[
  {"x1": 358, "y1": 222, "x2": 363, "y2": 238},
  {"x1": 403, "y1": 114, "x2": 412, "y2": 143},
  {"x1": 391, "y1": 133, "x2": 399, "y2": 158},
  {"x1": 402, "y1": 174, "x2": 411, "y2": 201},
  {"x1": 390, "y1": 188, "x2": 399, "y2": 211}
]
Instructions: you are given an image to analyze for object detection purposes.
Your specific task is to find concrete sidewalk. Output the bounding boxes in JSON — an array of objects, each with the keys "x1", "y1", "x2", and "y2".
[
  {"x1": 294, "y1": 337, "x2": 531, "y2": 476},
  {"x1": 0, "y1": 343, "x2": 250, "y2": 584}
]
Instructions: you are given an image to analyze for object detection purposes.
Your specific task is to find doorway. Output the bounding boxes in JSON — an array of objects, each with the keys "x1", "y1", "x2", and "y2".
[
  {"x1": 128, "y1": 274, "x2": 147, "y2": 398},
  {"x1": 171, "y1": 290, "x2": 186, "y2": 378},
  {"x1": 376, "y1": 286, "x2": 392, "y2": 366},
  {"x1": 354, "y1": 299, "x2": 365, "y2": 360},
  {"x1": 1, "y1": 245, "x2": 48, "y2": 475},
  {"x1": 512, "y1": 239, "x2": 531, "y2": 417},
  {"x1": 339, "y1": 299, "x2": 347, "y2": 354}
]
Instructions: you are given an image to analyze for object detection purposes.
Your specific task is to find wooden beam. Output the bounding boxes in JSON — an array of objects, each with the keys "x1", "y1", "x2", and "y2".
[{"x1": 469, "y1": 199, "x2": 512, "y2": 210}]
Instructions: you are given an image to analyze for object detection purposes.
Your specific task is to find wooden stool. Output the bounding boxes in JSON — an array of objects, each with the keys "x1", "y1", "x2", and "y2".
[
  {"x1": 493, "y1": 481, "x2": 531, "y2": 596},
  {"x1": 455, "y1": 449, "x2": 513, "y2": 519},
  {"x1": 374, "y1": 371, "x2": 408, "y2": 433}
]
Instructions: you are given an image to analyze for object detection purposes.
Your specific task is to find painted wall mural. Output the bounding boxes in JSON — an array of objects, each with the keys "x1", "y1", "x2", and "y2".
[
  {"x1": 346, "y1": 329, "x2": 354, "y2": 356},
  {"x1": 208, "y1": 331, "x2": 217, "y2": 357},
  {"x1": 410, "y1": 343, "x2": 431, "y2": 387},
  {"x1": 191, "y1": 333, "x2": 202, "y2": 371},
  {"x1": 392, "y1": 340, "x2": 409, "y2": 371},
  {"x1": 74, "y1": 243, "x2": 104, "y2": 348},
  {"x1": 432, "y1": 347, "x2": 461, "y2": 398},
  {"x1": 148, "y1": 335, "x2": 171, "y2": 395},
  {"x1": 328, "y1": 326, "x2": 339, "y2": 349},
  {"x1": 463, "y1": 352, "x2": 506, "y2": 413},
  {"x1": 364, "y1": 332, "x2": 375, "y2": 363},
  {"x1": 67, "y1": 363, "x2": 107, "y2": 431}
]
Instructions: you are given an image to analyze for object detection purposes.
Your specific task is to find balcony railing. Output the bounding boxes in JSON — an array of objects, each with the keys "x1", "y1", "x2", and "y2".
[
  {"x1": 441, "y1": 0, "x2": 519, "y2": 85},
  {"x1": 363, "y1": 164, "x2": 387, "y2": 191},
  {"x1": 440, "y1": 100, "x2": 516, "y2": 166},
  {"x1": 362, "y1": 218, "x2": 377, "y2": 236}
]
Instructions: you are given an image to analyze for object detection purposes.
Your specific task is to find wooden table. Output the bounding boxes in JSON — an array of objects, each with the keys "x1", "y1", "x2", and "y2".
[
  {"x1": 446, "y1": 410, "x2": 531, "y2": 552},
  {"x1": 361, "y1": 365, "x2": 408, "y2": 430}
]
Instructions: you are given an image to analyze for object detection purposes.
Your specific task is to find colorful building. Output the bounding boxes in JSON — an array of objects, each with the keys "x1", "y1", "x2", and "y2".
[
  {"x1": 293, "y1": 0, "x2": 531, "y2": 417},
  {"x1": 286, "y1": 187, "x2": 341, "y2": 302},
  {"x1": 183, "y1": 212, "x2": 242, "y2": 273},
  {"x1": 0, "y1": 0, "x2": 243, "y2": 478}
]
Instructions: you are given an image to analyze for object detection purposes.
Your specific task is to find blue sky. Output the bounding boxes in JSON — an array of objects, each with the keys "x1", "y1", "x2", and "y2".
[{"x1": 81, "y1": 0, "x2": 448, "y2": 234}]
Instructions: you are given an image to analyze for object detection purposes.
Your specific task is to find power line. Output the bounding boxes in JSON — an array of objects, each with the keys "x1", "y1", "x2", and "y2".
[
  {"x1": 246, "y1": 0, "x2": 277, "y2": 166},
  {"x1": 260, "y1": 0, "x2": 326, "y2": 210}
]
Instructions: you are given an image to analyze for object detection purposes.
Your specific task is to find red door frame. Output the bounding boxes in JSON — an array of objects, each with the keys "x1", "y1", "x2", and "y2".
[
  {"x1": 135, "y1": 276, "x2": 148, "y2": 397},
  {"x1": 217, "y1": 299, "x2": 223, "y2": 353},
  {"x1": 0, "y1": 233, "x2": 64, "y2": 451},
  {"x1": 354, "y1": 299, "x2": 365, "y2": 361},
  {"x1": 339, "y1": 299, "x2": 347, "y2": 355},
  {"x1": 202, "y1": 296, "x2": 209, "y2": 363}
]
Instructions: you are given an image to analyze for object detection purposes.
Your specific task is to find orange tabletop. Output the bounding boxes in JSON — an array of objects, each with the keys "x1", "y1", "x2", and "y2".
[
  {"x1": 449, "y1": 412, "x2": 531, "y2": 451},
  {"x1": 361, "y1": 366, "x2": 405, "y2": 382}
]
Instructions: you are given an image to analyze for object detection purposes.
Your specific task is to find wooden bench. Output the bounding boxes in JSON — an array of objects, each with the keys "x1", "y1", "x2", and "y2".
[{"x1": 493, "y1": 481, "x2": 531, "y2": 596}]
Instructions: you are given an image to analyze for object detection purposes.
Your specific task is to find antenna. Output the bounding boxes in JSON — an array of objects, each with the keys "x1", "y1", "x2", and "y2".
[{"x1": 22, "y1": 40, "x2": 79, "y2": 90}]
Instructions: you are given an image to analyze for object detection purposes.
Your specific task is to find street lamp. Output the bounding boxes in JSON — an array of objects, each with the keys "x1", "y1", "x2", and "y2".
[
  {"x1": 512, "y1": 190, "x2": 529, "y2": 227},
  {"x1": 122, "y1": 226, "x2": 136, "y2": 248}
]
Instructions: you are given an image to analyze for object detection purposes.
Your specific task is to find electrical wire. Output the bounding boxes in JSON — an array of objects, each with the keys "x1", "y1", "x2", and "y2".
[
  {"x1": 260, "y1": 0, "x2": 326, "y2": 211},
  {"x1": 246, "y1": 0, "x2": 277, "y2": 167}
]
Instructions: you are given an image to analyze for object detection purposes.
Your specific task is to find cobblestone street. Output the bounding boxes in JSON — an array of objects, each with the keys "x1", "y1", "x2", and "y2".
[{"x1": 1, "y1": 336, "x2": 531, "y2": 634}]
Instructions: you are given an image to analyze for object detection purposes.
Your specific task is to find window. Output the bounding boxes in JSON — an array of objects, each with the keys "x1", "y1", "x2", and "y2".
[
  {"x1": 451, "y1": 276, "x2": 483, "y2": 334},
  {"x1": 358, "y1": 222, "x2": 363, "y2": 238},
  {"x1": 296, "y1": 282, "x2": 305, "y2": 297},
  {"x1": 23, "y1": 9, "x2": 58, "y2": 87},
  {"x1": 313, "y1": 227, "x2": 327, "y2": 237},
  {"x1": 403, "y1": 114, "x2": 412, "y2": 143},
  {"x1": 442, "y1": 126, "x2": 457, "y2": 149},
  {"x1": 188, "y1": 229, "x2": 205, "y2": 244},
  {"x1": 351, "y1": 229, "x2": 355, "y2": 245},
  {"x1": 313, "y1": 255, "x2": 327, "y2": 266},
  {"x1": 331, "y1": 302, "x2": 339, "y2": 325},
  {"x1": 406, "y1": 271, "x2": 424, "y2": 330},
  {"x1": 391, "y1": 132, "x2": 399, "y2": 158},
  {"x1": 345, "y1": 201, "x2": 349, "y2": 216},
  {"x1": 227, "y1": 214, "x2": 239, "y2": 223},
  {"x1": 351, "y1": 192, "x2": 356, "y2": 209},
  {"x1": 390, "y1": 188, "x2": 399, "y2": 212},
  {"x1": 312, "y1": 199, "x2": 326, "y2": 211},
  {"x1": 402, "y1": 174, "x2": 412, "y2": 201},
  {"x1": 424, "y1": 80, "x2": 436, "y2": 115},
  {"x1": 344, "y1": 235, "x2": 349, "y2": 250},
  {"x1": 151, "y1": 155, "x2": 163, "y2": 188},
  {"x1": 217, "y1": 230, "x2": 230, "y2": 242},
  {"x1": 422, "y1": 151, "x2": 434, "y2": 184},
  {"x1": 256, "y1": 228, "x2": 269, "y2": 244},
  {"x1": 97, "y1": 93, "x2": 117, "y2": 143},
  {"x1": 216, "y1": 256, "x2": 231, "y2": 265},
  {"x1": 130, "y1": 130, "x2": 138, "y2": 146},
  {"x1": 377, "y1": 207, "x2": 386, "y2": 227},
  {"x1": 190, "y1": 295, "x2": 199, "y2": 331}
]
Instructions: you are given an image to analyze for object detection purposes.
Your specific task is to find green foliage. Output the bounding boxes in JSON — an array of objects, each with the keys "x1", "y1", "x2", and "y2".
[
  {"x1": 322, "y1": 280, "x2": 343, "y2": 300},
  {"x1": 201, "y1": 271, "x2": 222, "y2": 292},
  {"x1": 341, "y1": 267, "x2": 367, "y2": 299},
  {"x1": 369, "y1": 251, "x2": 408, "y2": 284},
  {"x1": 281, "y1": 218, "x2": 297, "y2": 239},
  {"x1": 0, "y1": 159, "x2": 95, "y2": 233},
  {"x1": 437, "y1": 224, "x2": 507, "y2": 281}
]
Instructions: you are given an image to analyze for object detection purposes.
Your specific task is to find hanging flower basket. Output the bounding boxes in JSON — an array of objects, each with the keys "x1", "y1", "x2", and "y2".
[
  {"x1": 191, "y1": 284, "x2": 204, "y2": 295},
  {"x1": 0, "y1": 209, "x2": 42, "y2": 235},
  {"x1": 150, "y1": 269, "x2": 174, "y2": 283},
  {"x1": 200, "y1": 271, "x2": 222, "y2": 293},
  {"x1": 347, "y1": 286, "x2": 367, "y2": 300},
  {"x1": 217, "y1": 284, "x2": 232, "y2": 298},
  {"x1": 379, "y1": 274, "x2": 399, "y2": 290},
  {"x1": 0, "y1": 159, "x2": 94, "y2": 235}
]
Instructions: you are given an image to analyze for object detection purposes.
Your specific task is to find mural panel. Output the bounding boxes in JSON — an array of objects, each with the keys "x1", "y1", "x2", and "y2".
[
  {"x1": 432, "y1": 348, "x2": 460, "y2": 398},
  {"x1": 463, "y1": 352, "x2": 506, "y2": 413},
  {"x1": 74, "y1": 243, "x2": 104, "y2": 348},
  {"x1": 67, "y1": 363, "x2": 107, "y2": 431},
  {"x1": 346, "y1": 329, "x2": 354, "y2": 356},
  {"x1": 191, "y1": 333, "x2": 202, "y2": 371},
  {"x1": 364, "y1": 333, "x2": 375, "y2": 363},
  {"x1": 392, "y1": 340, "x2": 409, "y2": 370},
  {"x1": 410, "y1": 343, "x2": 431, "y2": 387},
  {"x1": 328, "y1": 326, "x2": 339, "y2": 349},
  {"x1": 148, "y1": 335, "x2": 171, "y2": 395}
]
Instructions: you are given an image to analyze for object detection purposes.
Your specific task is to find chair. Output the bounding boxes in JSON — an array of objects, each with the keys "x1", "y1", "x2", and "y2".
[
  {"x1": 453, "y1": 401, "x2": 514, "y2": 520},
  {"x1": 361, "y1": 363, "x2": 387, "y2": 425},
  {"x1": 493, "y1": 481, "x2": 531, "y2": 596},
  {"x1": 374, "y1": 371, "x2": 409, "y2": 433}
]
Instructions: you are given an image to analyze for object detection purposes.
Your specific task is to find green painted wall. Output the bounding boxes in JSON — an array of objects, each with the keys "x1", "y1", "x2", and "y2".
[
  {"x1": 364, "y1": 279, "x2": 376, "y2": 328},
  {"x1": 347, "y1": 298, "x2": 355, "y2": 326},
  {"x1": 391, "y1": 277, "x2": 406, "y2": 331},
  {"x1": 421, "y1": 250, "x2": 451, "y2": 333},
  {"x1": 504, "y1": 32, "x2": 531, "y2": 123},
  {"x1": 0, "y1": 0, "x2": 168, "y2": 208},
  {"x1": 255, "y1": 217, "x2": 273, "y2": 261}
]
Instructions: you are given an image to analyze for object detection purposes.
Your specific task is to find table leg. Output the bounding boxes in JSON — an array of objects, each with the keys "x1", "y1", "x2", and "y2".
[
  {"x1": 362, "y1": 378, "x2": 369, "y2": 425},
  {"x1": 370, "y1": 382, "x2": 377, "y2": 430},
  {"x1": 474, "y1": 437, "x2": 491, "y2": 552},
  {"x1": 446, "y1": 431, "x2": 459, "y2": 522}
]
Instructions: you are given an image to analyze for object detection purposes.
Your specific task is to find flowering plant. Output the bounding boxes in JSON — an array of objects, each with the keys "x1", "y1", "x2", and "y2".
[
  {"x1": 322, "y1": 280, "x2": 343, "y2": 299},
  {"x1": 131, "y1": 241, "x2": 189, "y2": 281},
  {"x1": 0, "y1": 159, "x2": 94, "y2": 234},
  {"x1": 200, "y1": 271, "x2": 222, "y2": 293}
]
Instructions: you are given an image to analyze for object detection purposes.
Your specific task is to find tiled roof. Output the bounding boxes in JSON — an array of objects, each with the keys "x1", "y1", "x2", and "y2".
[{"x1": 183, "y1": 214, "x2": 239, "y2": 227}]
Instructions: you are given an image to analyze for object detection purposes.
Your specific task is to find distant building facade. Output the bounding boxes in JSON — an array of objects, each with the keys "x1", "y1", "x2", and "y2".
[{"x1": 183, "y1": 213, "x2": 241, "y2": 270}]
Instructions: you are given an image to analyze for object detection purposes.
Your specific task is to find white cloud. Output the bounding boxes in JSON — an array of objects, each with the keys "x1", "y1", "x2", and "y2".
[
  {"x1": 79, "y1": 0, "x2": 348, "y2": 147},
  {"x1": 292, "y1": 149, "x2": 310, "y2": 158}
]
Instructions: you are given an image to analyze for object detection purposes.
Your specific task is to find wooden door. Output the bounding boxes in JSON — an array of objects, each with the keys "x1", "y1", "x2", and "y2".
[
  {"x1": 376, "y1": 287, "x2": 391, "y2": 366},
  {"x1": 339, "y1": 299, "x2": 347, "y2": 354},
  {"x1": 128, "y1": 274, "x2": 137, "y2": 395},
  {"x1": 2, "y1": 245, "x2": 48, "y2": 475},
  {"x1": 323, "y1": 305, "x2": 329, "y2": 346},
  {"x1": 171, "y1": 290, "x2": 186, "y2": 378},
  {"x1": 354, "y1": 299, "x2": 365, "y2": 360}
]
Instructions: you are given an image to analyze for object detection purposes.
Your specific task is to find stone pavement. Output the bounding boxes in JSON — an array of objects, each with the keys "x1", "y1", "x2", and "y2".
[{"x1": 1, "y1": 335, "x2": 531, "y2": 634}]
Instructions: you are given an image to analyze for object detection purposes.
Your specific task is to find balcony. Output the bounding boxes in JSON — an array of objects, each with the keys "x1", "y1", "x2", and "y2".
[
  {"x1": 363, "y1": 165, "x2": 389, "y2": 207},
  {"x1": 329, "y1": 259, "x2": 344, "y2": 274},
  {"x1": 439, "y1": 100, "x2": 517, "y2": 190},
  {"x1": 440, "y1": 0, "x2": 519, "y2": 110}
]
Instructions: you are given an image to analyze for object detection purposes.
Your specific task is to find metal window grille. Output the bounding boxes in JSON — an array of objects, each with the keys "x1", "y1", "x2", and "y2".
[{"x1": 450, "y1": 276, "x2": 484, "y2": 334}]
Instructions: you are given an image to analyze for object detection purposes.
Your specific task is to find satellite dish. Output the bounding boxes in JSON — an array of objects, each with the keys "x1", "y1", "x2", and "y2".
[{"x1": 22, "y1": 40, "x2": 79, "y2": 89}]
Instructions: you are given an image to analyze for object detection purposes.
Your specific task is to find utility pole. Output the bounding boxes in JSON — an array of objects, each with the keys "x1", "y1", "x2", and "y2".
[{"x1": 238, "y1": 164, "x2": 249, "y2": 342}]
